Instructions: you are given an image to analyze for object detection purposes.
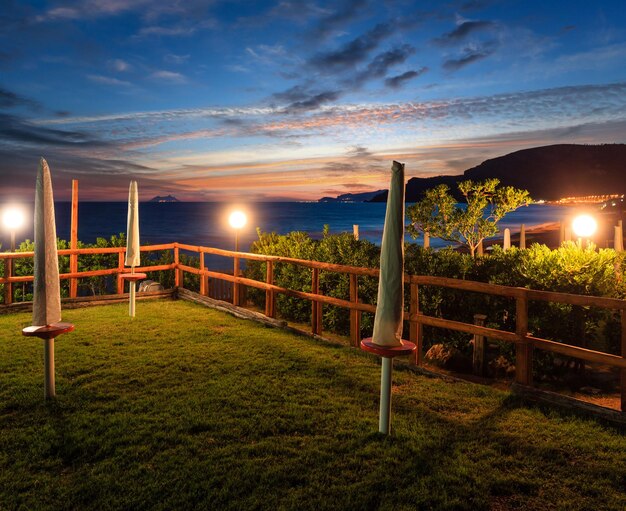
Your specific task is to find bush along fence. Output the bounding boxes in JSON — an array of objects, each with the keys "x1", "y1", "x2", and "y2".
[{"x1": 1, "y1": 233, "x2": 625, "y2": 415}]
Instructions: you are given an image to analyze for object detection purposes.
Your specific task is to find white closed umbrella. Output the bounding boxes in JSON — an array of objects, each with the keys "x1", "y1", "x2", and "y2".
[
  {"x1": 23, "y1": 158, "x2": 74, "y2": 399},
  {"x1": 125, "y1": 181, "x2": 141, "y2": 316},
  {"x1": 33, "y1": 158, "x2": 61, "y2": 327}
]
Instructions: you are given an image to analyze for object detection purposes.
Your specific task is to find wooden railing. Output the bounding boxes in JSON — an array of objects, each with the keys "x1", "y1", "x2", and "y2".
[{"x1": 2, "y1": 241, "x2": 625, "y2": 412}]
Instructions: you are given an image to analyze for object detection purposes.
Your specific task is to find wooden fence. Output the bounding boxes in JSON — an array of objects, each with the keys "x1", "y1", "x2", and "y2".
[{"x1": 2, "y1": 241, "x2": 625, "y2": 413}]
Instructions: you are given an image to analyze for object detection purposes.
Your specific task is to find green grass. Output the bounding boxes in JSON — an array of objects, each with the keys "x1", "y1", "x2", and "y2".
[{"x1": 0, "y1": 300, "x2": 624, "y2": 511}]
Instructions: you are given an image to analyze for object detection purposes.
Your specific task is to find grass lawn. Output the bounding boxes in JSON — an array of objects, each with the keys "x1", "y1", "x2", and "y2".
[{"x1": 0, "y1": 300, "x2": 625, "y2": 511}]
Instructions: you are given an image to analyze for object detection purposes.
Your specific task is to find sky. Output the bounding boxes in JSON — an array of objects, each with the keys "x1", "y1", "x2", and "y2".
[{"x1": 1, "y1": 0, "x2": 626, "y2": 201}]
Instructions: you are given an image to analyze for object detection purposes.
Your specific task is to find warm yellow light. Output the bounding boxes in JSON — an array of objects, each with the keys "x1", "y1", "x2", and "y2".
[
  {"x1": 572, "y1": 214, "x2": 597, "y2": 238},
  {"x1": 2, "y1": 206, "x2": 26, "y2": 231},
  {"x1": 228, "y1": 211, "x2": 247, "y2": 230}
]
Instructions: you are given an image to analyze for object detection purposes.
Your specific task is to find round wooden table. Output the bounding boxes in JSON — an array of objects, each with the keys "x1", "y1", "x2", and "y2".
[{"x1": 119, "y1": 272, "x2": 147, "y2": 283}]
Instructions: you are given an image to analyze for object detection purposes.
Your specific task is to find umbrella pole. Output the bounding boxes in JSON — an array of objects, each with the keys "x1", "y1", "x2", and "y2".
[
  {"x1": 43, "y1": 338, "x2": 55, "y2": 399},
  {"x1": 129, "y1": 266, "x2": 136, "y2": 317},
  {"x1": 129, "y1": 282, "x2": 136, "y2": 317},
  {"x1": 379, "y1": 357, "x2": 393, "y2": 434}
]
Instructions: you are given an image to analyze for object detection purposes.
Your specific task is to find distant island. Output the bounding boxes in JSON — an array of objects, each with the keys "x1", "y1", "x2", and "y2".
[
  {"x1": 149, "y1": 195, "x2": 180, "y2": 203},
  {"x1": 319, "y1": 190, "x2": 386, "y2": 202},
  {"x1": 320, "y1": 144, "x2": 626, "y2": 203}
]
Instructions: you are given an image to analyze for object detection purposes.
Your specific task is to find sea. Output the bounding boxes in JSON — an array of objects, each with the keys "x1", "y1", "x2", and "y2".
[{"x1": 1, "y1": 201, "x2": 580, "y2": 262}]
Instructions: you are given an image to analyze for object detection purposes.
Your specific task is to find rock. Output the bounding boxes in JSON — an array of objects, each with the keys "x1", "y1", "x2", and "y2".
[
  {"x1": 579, "y1": 386, "x2": 602, "y2": 395},
  {"x1": 489, "y1": 355, "x2": 515, "y2": 378},
  {"x1": 425, "y1": 344, "x2": 471, "y2": 372},
  {"x1": 138, "y1": 280, "x2": 165, "y2": 292}
]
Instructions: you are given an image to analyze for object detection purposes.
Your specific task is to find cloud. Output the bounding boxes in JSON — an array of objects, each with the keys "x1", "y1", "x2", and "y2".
[
  {"x1": 138, "y1": 25, "x2": 197, "y2": 37},
  {"x1": 442, "y1": 41, "x2": 497, "y2": 71},
  {"x1": 150, "y1": 70, "x2": 187, "y2": 83},
  {"x1": 35, "y1": 1, "x2": 153, "y2": 22},
  {"x1": 108, "y1": 58, "x2": 132, "y2": 72},
  {"x1": 283, "y1": 91, "x2": 342, "y2": 113},
  {"x1": 350, "y1": 44, "x2": 415, "y2": 86},
  {"x1": 434, "y1": 20, "x2": 496, "y2": 45},
  {"x1": 308, "y1": 22, "x2": 391, "y2": 72},
  {"x1": 87, "y1": 74, "x2": 133, "y2": 86},
  {"x1": 164, "y1": 53, "x2": 190, "y2": 64},
  {"x1": 0, "y1": 113, "x2": 106, "y2": 147},
  {"x1": 312, "y1": 0, "x2": 369, "y2": 39},
  {"x1": 0, "y1": 87, "x2": 42, "y2": 110},
  {"x1": 385, "y1": 68, "x2": 428, "y2": 89}
]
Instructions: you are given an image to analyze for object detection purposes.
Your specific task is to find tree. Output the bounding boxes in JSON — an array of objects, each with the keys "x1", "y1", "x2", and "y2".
[{"x1": 407, "y1": 179, "x2": 532, "y2": 257}]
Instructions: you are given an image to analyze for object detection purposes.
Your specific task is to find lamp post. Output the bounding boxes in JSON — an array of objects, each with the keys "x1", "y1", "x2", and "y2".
[
  {"x1": 228, "y1": 210, "x2": 247, "y2": 252},
  {"x1": 228, "y1": 210, "x2": 247, "y2": 306},
  {"x1": 2, "y1": 206, "x2": 26, "y2": 251},
  {"x1": 2, "y1": 206, "x2": 26, "y2": 304},
  {"x1": 572, "y1": 214, "x2": 597, "y2": 248}
]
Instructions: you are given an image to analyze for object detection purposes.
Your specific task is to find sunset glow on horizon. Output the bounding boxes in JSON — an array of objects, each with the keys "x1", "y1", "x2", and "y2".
[{"x1": 1, "y1": 1, "x2": 625, "y2": 201}]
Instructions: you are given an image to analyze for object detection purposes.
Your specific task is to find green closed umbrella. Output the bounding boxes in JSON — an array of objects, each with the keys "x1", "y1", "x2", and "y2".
[{"x1": 361, "y1": 161, "x2": 415, "y2": 434}]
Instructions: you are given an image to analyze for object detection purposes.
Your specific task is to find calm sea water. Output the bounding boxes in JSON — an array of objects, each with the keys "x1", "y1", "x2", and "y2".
[{"x1": 1, "y1": 201, "x2": 579, "y2": 254}]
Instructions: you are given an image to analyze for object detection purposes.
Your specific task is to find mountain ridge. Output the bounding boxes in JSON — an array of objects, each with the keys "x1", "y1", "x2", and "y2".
[{"x1": 341, "y1": 144, "x2": 626, "y2": 203}]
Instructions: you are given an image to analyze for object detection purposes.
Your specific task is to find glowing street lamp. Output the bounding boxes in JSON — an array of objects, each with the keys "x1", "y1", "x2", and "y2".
[
  {"x1": 228, "y1": 210, "x2": 247, "y2": 252},
  {"x1": 572, "y1": 214, "x2": 597, "y2": 247},
  {"x1": 2, "y1": 205, "x2": 26, "y2": 251}
]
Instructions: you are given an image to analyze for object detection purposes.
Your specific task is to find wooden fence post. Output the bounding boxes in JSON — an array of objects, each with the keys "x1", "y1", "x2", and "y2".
[
  {"x1": 520, "y1": 224, "x2": 526, "y2": 250},
  {"x1": 409, "y1": 280, "x2": 423, "y2": 365},
  {"x1": 503, "y1": 228, "x2": 511, "y2": 251},
  {"x1": 232, "y1": 259, "x2": 239, "y2": 305},
  {"x1": 265, "y1": 261, "x2": 275, "y2": 318},
  {"x1": 199, "y1": 252, "x2": 206, "y2": 295},
  {"x1": 353, "y1": 224, "x2": 359, "y2": 240},
  {"x1": 472, "y1": 314, "x2": 488, "y2": 376},
  {"x1": 349, "y1": 273, "x2": 360, "y2": 347},
  {"x1": 174, "y1": 244, "x2": 181, "y2": 288},
  {"x1": 620, "y1": 309, "x2": 626, "y2": 412},
  {"x1": 69, "y1": 179, "x2": 78, "y2": 298},
  {"x1": 311, "y1": 268, "x2": 322, "y2": 335},
  {"x1": 3, "y1": 255, "x2": 12, "y2": 305},
  {"x1": 117, "y1": 251, "x2": 124, "y2": 294},
  {"x1": 515, "y1": 291, "x2": 532, "y2": 386}
]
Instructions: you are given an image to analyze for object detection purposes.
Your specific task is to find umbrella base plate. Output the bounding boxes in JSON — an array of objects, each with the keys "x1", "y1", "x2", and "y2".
[
  {"x1": 360, "y1": 338, "x2": 416, "y2": 358},
  {"x1": 22, "y1": 322, "x2": 75, "y2": 340},
  {"x1": 120, "y1": 272, "x2": 147, "y2": 282}
]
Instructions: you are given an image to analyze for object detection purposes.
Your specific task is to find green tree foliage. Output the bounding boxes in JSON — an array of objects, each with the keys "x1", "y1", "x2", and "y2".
[{"x1": 407, "y1": 179, "x2": 532, "y2": 256}]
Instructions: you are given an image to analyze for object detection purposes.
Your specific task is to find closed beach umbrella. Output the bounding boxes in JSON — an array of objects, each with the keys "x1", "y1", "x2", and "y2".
[
  {"x1": 33, "y1": 157, "x2": 61, "y2": 327},
  {"x1": 361, "y1": 161, "x2": 415, "y2": 434},
  {"x1": 24, "y1": 158, "x2": 74, "y2": 399},
  {"x1": 125, "y1": 181, "x2": 140, "y2": 268},
  {"x1": 125, "y1": 181, "x2": 141, "y2": 317},
  {"x1": 372, "y1": 160, "x2": 405, "y2": 348}
]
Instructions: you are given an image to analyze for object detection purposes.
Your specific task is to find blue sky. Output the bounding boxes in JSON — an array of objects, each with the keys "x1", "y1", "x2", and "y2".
[{"x1": 1, "y1": 0, "x2": 626, "y2": 201}]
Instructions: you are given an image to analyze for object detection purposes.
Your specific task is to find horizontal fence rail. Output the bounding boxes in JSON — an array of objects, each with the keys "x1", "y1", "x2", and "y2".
[{"x1": 2, "y1": 241, "x2": 625, "y2": 412}]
